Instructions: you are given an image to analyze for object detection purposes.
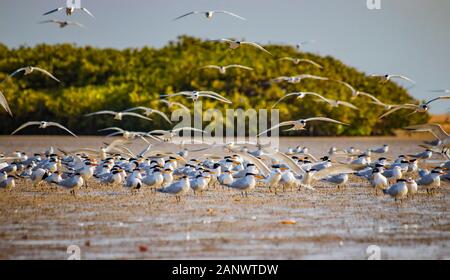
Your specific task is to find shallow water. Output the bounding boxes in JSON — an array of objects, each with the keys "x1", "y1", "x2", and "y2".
[{"x1": 0, "y1": 136, "x2": 449, "y2": 259}]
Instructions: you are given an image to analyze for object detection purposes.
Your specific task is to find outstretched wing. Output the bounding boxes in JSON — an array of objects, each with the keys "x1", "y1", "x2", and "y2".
[
  {"x1": 11, "y1": 121, "x2": 41, "y2": 135},
  {"x1": 216, "y1": 11, "x2": 246, "y2": 20},
  {"x1": 305, "y1": 117, "x2": 348, "y2": 126},
  {"x1": 43, "y1": 7, "x2": 64, "y2": 16},
  {"x1": 272, "y1": 92, "x2": 302, "y2": 108},
  {"x1": 32, "y1": 67, "x2": 61, "y2": 83},
  {"x1": 47, "y1": 122, "x2": 77, "y2": 137},
  {"x1": 257, "y1": 121, "x2": 297, "y2": 136},
  {"x1": 172, "y1": 11, "x2": 198, "y2": 21},
  {"x1": 0, "y1": 89, "x2": 12, "y2": 116},
  {"x1": 241, "y1": 41, "x2": 272, "y2": 55}
]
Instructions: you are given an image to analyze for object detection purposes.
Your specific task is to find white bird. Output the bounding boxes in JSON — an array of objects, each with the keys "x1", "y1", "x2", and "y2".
[
  {"x1": 370, "y1": 74, "x2": 416, "y2": 85},
  {"x1": 334, "y1": 80, "x2": 373, "y2": 99},
  {"x1": 210, "y1": 39, "x2": 272, "y2": 55},
  {"x1": 406, "y1": 178, "x2": 418, "y2": 196},
  {"x1": 3, "y1": 66, "x2": 60, "y2": 83},
  {"x1": 173, "y1": 10, "x2": 246, "y2": 21},
  {"x1": 199, "y1": 64, "x2": 253, "y2": 74},
  {"x1": 405, "y1": 123, "x2": 450, "y2": 152},
  {"x1": 270, "y1": 74, "x2": 328, "y2": 84},
  {"x1": 157, "y1": 176, "x2": 191, "y2": 202},
  {"x1": 228, "y1": 173, "x2": 263, "y2": 196},
  {"x1": 258, "y1": 117, "x2": 348, "y2": 136},
  {"x1": 277, "y1": 57, "x2": 323, "y2": 69},
  {"x1": 85, "y1": 110, "x2": 153, "y2": 121},
  {"x1": 0, "y1": 88, "x2": 12, "y2": 116},
  {"x1": 39, "y1": 20, "x2": 84, "y2": 28},
  {"x1": 11, "y1": 121, "x2": 77, "y2": 137},
  {"x1": 379, "y1": 96, "x2": 450, "y2": 119},
  {"x1": 161, "y1": 91, "x2": 232, "y2": 104},
  {"x1": 383, "y1": 179, "x2": 408, "y2": 201},
  {"x1": 124, "y1": 106, "x2": 172, "y2": 123},
  {"x1": 54, "y1": 173, "x2": 84, "y2": 195},
  {"x1": 371, "y1": 168, "x2": 388, "y2": 193},
  {"x1": 43, "y1": 5, "x2": 95, "y2": 18},
  {"x1": 148, "y1": 127, "x2": 206, "y2": 142},
  {"x1": 295, "y1": 40, "x2": 316, "y2": 50}
]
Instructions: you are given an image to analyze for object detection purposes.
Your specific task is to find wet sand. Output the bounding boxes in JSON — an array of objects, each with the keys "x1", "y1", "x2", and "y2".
[{"x1": 0, "y1": 136, "x2": 449, "y2": 259}]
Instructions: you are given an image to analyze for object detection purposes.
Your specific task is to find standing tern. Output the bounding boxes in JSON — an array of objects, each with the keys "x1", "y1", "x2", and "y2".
[
  {"x1": 11, "y1": 121, "x2": 77, "y2": 137},
  {"x1": 173, "y1": 11, "x2": 246, "y2": 21},
  {"x1": 258, "y1": 117, "x2": 348, "y2": 136},
  {"x1": 3, "y1": 66, "x2": 60, "y2": 83},
  {"x1": 157, "y1": 176, "x2": 191, "y2": 202},
  {"x1": 383, "y1": 179, "x2": 408, "y2": 201},
  {"x1": 158, "y1": 99, "x2": 189, "y2": 112}
]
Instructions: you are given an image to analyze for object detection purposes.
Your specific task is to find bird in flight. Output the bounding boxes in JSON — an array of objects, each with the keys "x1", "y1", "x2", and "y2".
[
  {"x1": 370, "y1": 74, "x2": 416, "y2": 85},
  {"x1": 209, "y1": 39, "x2": 272, "y2": 55},
  {"x1": 84, "y1": 111, "x2": 153, "y2": 121},
  {"x1": 277, "y1": 57, "x2": 323, "y2": 69},
  {"x1": 258, "y1": 117, "x2": 348, "y2": 136},
  {"x1": 39, "y1": 20, "x2": 84, "y2": 28},
  {"x1": 379, "y1": 96, "x2": 450, "y2": 119},
  {"x1": 11, "y1": 121, "x2": 77, "y2": 137},
  {"x1": 199, "y1": 64, "x2": 253, "y2": 74},
  {"x1": 123, "y1": 106, "x2": 172, "y2": 124},
  {"x1": 270, "y1": 74, "x2": 328, "y2": 84},
  {"x1": 3, "y1": 66, "x2": 60, "y2": 83},
  {"x1": 173, "y1": 10, "x2": 246, "y2": 21},
  {"x1": 161, "y1": 91, "x2": 232, "y2": 104}
]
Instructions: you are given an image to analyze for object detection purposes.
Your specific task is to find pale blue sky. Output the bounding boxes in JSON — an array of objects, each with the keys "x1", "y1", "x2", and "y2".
[{"x1": 0, "y1": 0, "x2": 449, "y2": 113}]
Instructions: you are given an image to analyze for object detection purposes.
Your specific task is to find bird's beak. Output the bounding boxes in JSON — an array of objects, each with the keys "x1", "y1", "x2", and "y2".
[
  {"x1": 209, "y1": 171, "x2": 216, "y2": 175},
  {"x1": 255, "y1": 174, "x2": 264, "y2": 179},
  {"x1": 280, "y1": 167, "x2": 289, "y2": 171}
]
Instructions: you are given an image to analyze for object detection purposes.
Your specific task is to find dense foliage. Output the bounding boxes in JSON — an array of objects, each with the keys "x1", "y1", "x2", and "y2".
[{"x1": 0, "y1": 36, "x2": 428, "y2": 136}]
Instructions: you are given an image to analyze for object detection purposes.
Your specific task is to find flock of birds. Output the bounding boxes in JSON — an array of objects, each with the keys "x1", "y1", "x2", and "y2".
[{"x1": 1, "y1": 3, "x2": 450, "y2": 203}]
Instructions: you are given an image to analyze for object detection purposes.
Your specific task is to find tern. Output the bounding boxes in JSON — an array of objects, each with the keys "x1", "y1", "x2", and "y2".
[
  {"x1": 157, "y1": 176, "x2": 191, "y2": 202},
  {"x1": 258, "y1": 117, "x2": 348, "y2": 136},
  {"x1": 173, "y1": 10, "x2": 246, "y2": 21},
  {"x1": 383, "y1": 179, "x2": 408, "y2": 201},
  {"x1": 3, "y1": 66, "x2": 60, "y2": 83},
  {"x1": 39, "y1": 20, "x2": 84, "y2": 28},
  {"x1": 199, "y1": 64, "x2": 253, "y2": 74},
  {"x1": 161, "y1": 91, "x2": 232, "y2": 104},
  {"x1": 334, "y1": 80, "x2": 373, "y2": 99},
  {"x1": 371, "y1": 168, "x2": 388, "y2": 194},
  {"x1": 379, "y1": 96, "x2": 450, "y2": 119},
  {"x1": 405, "y1": 123, "x2": 450, "y2": 152},
  {"x1": 85, "y1": 110, "x2": 153, "y2": 121},
  {"x1": 370, "y1": 74, "x2": 416, "y2": 85},
  {"x1": 277, "y1": 57, "x2": 323, "y2": 69},
  {"x1": 228, "y1": 173, "x2": 263, "y2": 196},
  {"x1": 209, "y1": 39, "x2": 272, "y2": 55},
  {"x1": 124, "y1": 106, "x2": 172, "y2": 123},
  {"x1": 406, "y1": 178, "x2": 418, "y2": 196},
  {"x1": 147, "y1": 127, "x2": 206, "y2": 142},
  {"x1": 53, "y1": 173, "x2": 84, "y2": 195},
  {"x1": 270, "y1": 74, "x2": 328, "y2": 84},
  {"x1": 11, "y1": 121, "x2": 77, "y2": 137},
  {"x1": 295, "y1": 40, "x2": 316, "y2": 50},
  {"x1": 43, "y1": 5, "x2": 95, "y2": 18},
  {"x1": 416, "y1": 169, "x2": 444, "y2": 193}
]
